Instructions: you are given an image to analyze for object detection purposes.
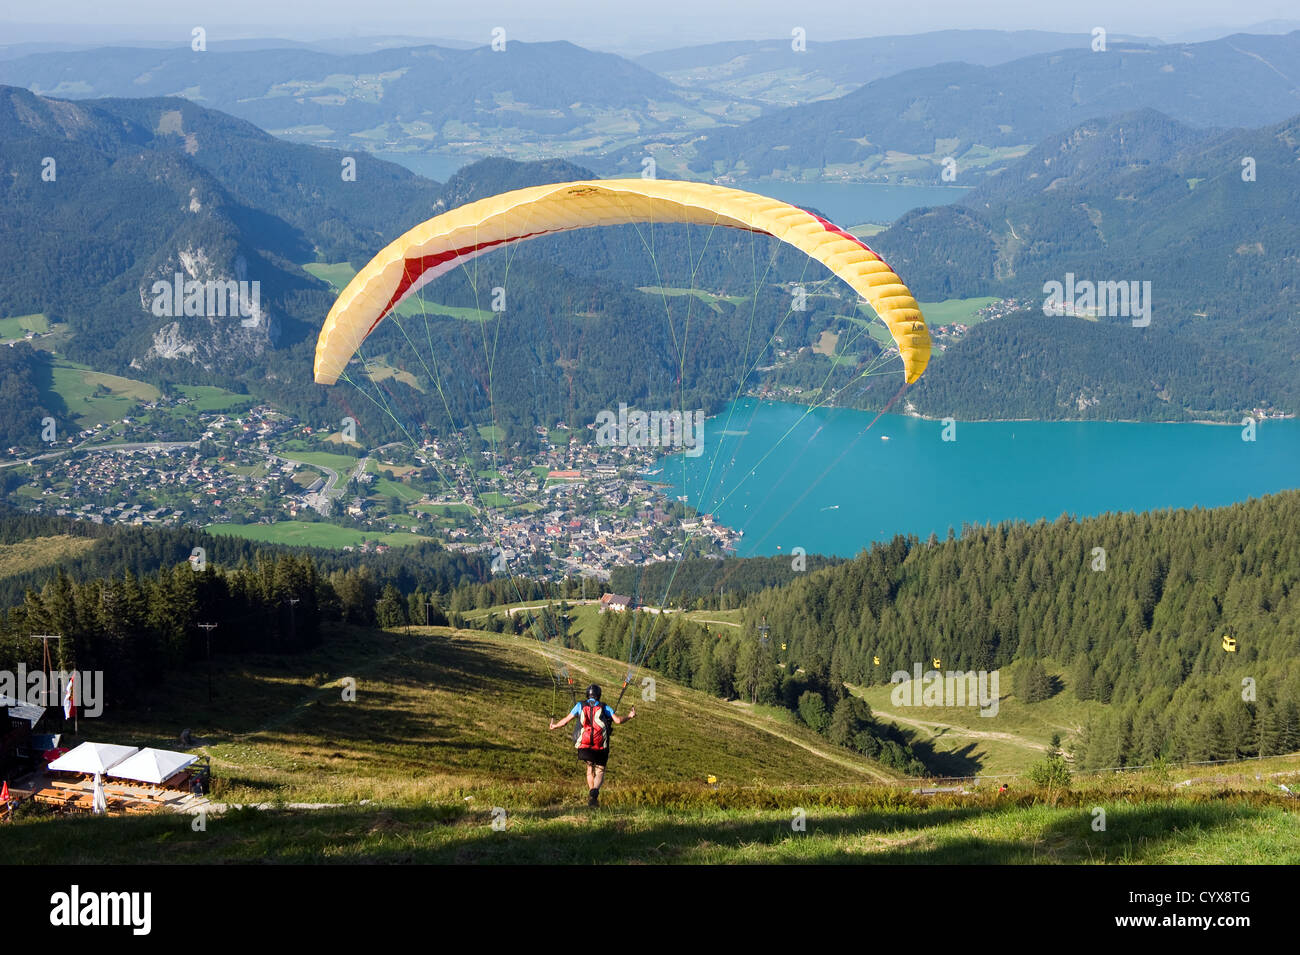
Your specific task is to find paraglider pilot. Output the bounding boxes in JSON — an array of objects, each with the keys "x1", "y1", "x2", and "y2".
[{"x1": 549, "y1": 684, "x2": 635, "y2": 807}]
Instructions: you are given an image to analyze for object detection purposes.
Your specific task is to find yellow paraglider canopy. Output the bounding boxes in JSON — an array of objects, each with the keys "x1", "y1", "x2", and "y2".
[{"x1": 314, "y1": 179, "x2": 931, "y2": 386}]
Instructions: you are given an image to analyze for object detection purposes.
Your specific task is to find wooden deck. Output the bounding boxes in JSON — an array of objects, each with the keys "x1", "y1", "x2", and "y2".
[{"x1": 24, "y1": 775, "x2": 204, "y2": 815}]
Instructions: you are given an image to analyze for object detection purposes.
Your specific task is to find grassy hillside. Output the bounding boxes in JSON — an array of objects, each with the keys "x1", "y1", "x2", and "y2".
[
  {"x1": 855, "y1": 659, "x2": 1103, "y2": 777},
  {"x1": 6, "y1": 621, "x2": 1297, "y2": 864},
  {"x1": 460, "y1": 600, "x2": 744, "y2": 654},
  {"x1": 5, "y1": 784, "x2": 1297, "y2": 864},
  {"x1": 47, "y1": 359, "x2": 161, "y2": 429},
  {"x1": 91, "y1": 623, "x2": 898, "y2": 804},
  {"x1": 0, "y1": 312, "x2": 48, "y2": 340},
  {"x1": 0, "y1": 534, "x2": 97, "y2": 579},
  {"x1": 204, "y1": 521, "x2": 428, "y2": 549}
]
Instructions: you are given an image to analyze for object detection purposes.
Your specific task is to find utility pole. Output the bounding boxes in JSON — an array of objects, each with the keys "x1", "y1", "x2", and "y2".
[
  {"x1": 196, "y1": 622, "x2": 218, "y2": 702},
  {"x1": 286, "y1": 596, "x2": 300, "y2": 646},
  {"x1": 26, "y1": 634, "x2": 62, "y2": 708}
]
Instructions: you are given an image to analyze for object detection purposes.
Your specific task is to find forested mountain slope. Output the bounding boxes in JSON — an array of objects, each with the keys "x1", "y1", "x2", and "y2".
[{"x1": 744, "y1": 492, "x2": 1300, "y2": 767}]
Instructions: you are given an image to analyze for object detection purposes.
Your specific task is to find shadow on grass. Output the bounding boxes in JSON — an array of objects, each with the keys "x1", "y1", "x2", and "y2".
[
  {"x1": 106, "y1": 629, "x2": 546, "y2": 749},
  {"x1": 443, "y1": 799, "x2": 1281, "y2": 865},
  {"x1": 5, "y1": 797, "x2": 1282, "y2": 866},
  {"x1": 909, "y1": 740, "x2": 985, "y2": 778}
]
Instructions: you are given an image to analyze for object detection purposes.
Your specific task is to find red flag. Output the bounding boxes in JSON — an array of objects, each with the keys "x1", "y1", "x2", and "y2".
[
  {"x1": 63, "y1": 670, "x2": 76, "y2": 720},
  {"x1": 1, "y1": 781, "x2": 10, "y2": 803}
]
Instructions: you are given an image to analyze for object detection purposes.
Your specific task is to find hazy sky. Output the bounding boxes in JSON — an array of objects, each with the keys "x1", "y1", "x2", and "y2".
[{"x1": 2, "y1": 0, "x2": 1296, "y2": 52}]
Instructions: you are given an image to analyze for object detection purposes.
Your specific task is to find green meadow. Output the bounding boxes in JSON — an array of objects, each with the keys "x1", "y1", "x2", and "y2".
[
  {"x1": 5, "y1": 624, "x2": 1295, "y2": 864},
  {"x1": 204, "y1": 522, "x2": 427, "y2": 548}
]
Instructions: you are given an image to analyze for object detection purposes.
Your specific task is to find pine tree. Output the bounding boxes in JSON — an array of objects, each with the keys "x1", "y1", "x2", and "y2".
[
  {"x1": 1203, "y1": 711, "x2": 1231, "y2": 762},
  {"x1": 1072, "y1": 655, "x2": 1095, "y2": 701},
  {"x1": 375, "y1": 584, "x2": 406, "y2": 628},
  {"x1": 1257, "y1": 697, "x2": 1285, "y2": 757},
  {"x1": 1222, "y1": 700, "x2": 1255, "y2": 759},
  {"x1": 1280, "y1": 698, "x2": 1300, "y2": 753},
  {"x1": 1178, "y1": 706, "x2": 1209, "y2": 762},
  {"x1": 1018, "y1": 660, "x2": 1053, "y2": 702},
  {"x1": 797, "y1": 691, "x2": 830, "y2": 734}
]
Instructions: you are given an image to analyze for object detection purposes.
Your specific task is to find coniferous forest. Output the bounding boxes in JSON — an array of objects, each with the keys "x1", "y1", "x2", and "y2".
[
  {"x1": 3, "y1": 489, "x2": 1297, "y2": 773},
  {"x1": 740, "y1": 492, "x2": 1300, "y2": 768}
]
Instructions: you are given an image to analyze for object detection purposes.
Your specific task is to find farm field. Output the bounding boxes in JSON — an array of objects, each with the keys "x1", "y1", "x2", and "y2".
[{"x1": 916, "y1": 297, "x2": 1000, "y2": 326}]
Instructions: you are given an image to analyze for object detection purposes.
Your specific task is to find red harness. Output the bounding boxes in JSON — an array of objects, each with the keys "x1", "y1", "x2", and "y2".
[{"x1": 577, "y1": 701, "x2": 610, "y2": 750}]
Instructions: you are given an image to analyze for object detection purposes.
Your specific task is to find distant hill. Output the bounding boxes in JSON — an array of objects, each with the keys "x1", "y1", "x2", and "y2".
[
  {"x1": 0, "y1": 93, "x2": 858, "y2": 443},
  {"x1": 0, "y1": 85, "x2": 438, "y2": 386},
  {"x1": 674, "y1": 32, "x2": 1300, "y2": 182},
  {"x1": 637, "y1": 30, "x2": 1117, "y2": 106},
  {"x1": 0, "y1": 40, "x2": 759, "y2": 162},
  {"x1": 879, "y1": 109, "x2": 1300, "y2": 418},
  {"x1": 4, "y1": 85, "x2": 1294, "y2": 431},
  {"x1": 0, "y1": 92, "x2": 849, "y2": 441},
  {"x1": 433, "y1": 156, "x2": 596, "y2": 211},
  {"x1": 0, "y1": 36, "x2": 482, "y2": 61}
]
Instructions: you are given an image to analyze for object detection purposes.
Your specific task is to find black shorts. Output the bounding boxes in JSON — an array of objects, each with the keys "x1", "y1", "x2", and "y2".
[{"x1": 575, "y1": 747, "x2": 609, "y2": 766}]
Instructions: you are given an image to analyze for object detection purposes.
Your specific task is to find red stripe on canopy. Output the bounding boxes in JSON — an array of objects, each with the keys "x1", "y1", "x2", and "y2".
[
  {"x1": 364, "y1": 211, "x2": 882, "y2": 341},
  {"x1": 367, "y1": 229, "x2": 554, "y2": 336}
]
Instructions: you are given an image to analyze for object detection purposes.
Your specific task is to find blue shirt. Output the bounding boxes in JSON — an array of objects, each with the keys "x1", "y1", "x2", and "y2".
[{"x1": 571, "y1": 699, "x2": 614, "y2": 721}]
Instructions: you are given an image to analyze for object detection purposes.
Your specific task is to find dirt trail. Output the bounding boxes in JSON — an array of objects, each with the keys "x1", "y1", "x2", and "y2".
[
  {"x1": 869, "y1": 706, "x2": 1048, "y2": 753},
  {"x1": 723, "y1": 703, "x2": 896, "y2": 782}
]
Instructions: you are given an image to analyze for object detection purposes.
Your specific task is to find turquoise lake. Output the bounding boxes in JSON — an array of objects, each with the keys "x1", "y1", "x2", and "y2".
[{"x1": 662, "y1": 400, "x2": 1300, "y2": 557}]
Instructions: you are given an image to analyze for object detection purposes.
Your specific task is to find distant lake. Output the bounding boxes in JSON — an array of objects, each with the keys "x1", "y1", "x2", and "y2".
[
  {"x1": 367, "y1": 153, "x2": 969, "y2": 225},
  {"x1": 371, "y1": 151, "x2": 470, "y2": 183},
  {"x1": 734, "y1": 181, "x2": 971, "y2": 226},
  {"x1": 662, "y1": 400, "x2": 1300, "y2": 558}
]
